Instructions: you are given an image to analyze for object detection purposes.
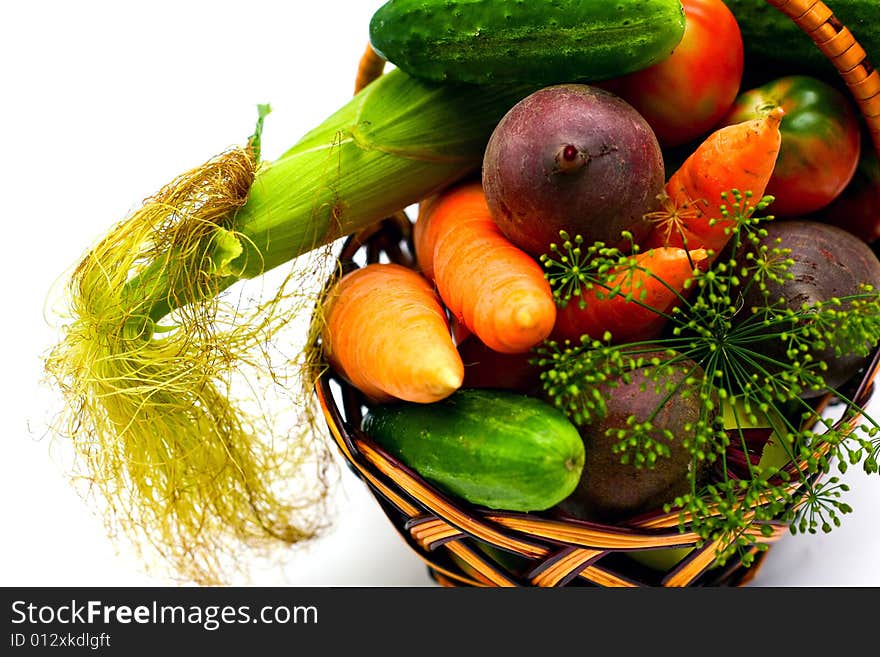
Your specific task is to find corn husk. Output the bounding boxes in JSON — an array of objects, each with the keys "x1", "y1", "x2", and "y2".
[
  {"x1": 130, "y1": 70, "x2": 534, "y2": 317},
  {"x1": 45, "y1": 68, "x2": 533, "y2": 583}
]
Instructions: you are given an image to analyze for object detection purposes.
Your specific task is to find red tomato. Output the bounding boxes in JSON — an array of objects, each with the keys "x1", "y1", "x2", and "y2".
[
  {"x1": 719, "y1": 75, "x2": 862, "y2": 217},
  {"x1": 599, "y1": 0, "x2": 744, "y2": 147}
]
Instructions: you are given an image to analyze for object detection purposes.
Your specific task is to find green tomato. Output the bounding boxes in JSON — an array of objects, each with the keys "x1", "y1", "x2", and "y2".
[
  {"x1": 720, "y1": 75, "x2": 861, "y2": 217},
  {"x1": 628, "y1": 546, "x2": 695, "y2": 571}
]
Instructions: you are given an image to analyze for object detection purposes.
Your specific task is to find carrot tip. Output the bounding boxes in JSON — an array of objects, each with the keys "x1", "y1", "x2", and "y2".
[
  {"x1": 765, "y1": 106, "x2": 785, "y2": 126},
  {"x1": 432, "y1": 367, "x2": 464, "y2": 397},
  {"x1": 514, "y1": 306, "x2": 539, "y2": 330}
]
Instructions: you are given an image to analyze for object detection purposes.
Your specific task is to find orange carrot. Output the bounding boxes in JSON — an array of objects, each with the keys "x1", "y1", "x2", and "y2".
[
  {"x1": 644, "y1": 107, "x2": 784, "y2": 254},
  {"x1": 552, "y1": 247, "x2": 707, "y2": 344},
  {"x1": 413, "y1": 192, "x2": 443, "y2": 281},
  {"x1": 415, "y1": 182, "x2": 557, "y2": 354},
  {"x1": 321, "y1": 263, "x2": 463, "y2": 404}
]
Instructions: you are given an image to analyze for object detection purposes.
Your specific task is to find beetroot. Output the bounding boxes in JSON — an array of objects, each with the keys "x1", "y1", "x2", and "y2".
[
  {"x1": 557, "y1": 351, "x2": 712, "y2": 523},
  {"x1": 482, "y1": 84, "x2": 665, "y2": 256},
  {"x1": 735, "y1": 219, "x2": 880, "y2": 397}
]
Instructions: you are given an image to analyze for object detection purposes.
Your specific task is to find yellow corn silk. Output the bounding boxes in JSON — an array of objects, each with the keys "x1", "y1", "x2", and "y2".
[{"x1": 45, "y1": 68, "x2": 533, "y2": 584}]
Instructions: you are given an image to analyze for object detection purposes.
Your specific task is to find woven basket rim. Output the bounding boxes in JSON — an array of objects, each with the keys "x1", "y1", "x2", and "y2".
[{"x1": 316, "y1": 217, "x2": 880, "y2": 587}]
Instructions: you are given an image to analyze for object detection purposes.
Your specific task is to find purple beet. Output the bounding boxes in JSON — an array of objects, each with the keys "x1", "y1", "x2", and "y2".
[
  {"x1": 735, "y1": 219, "x2": 880, "y2": 397},
  {"x1": 482, "y1": 84, "x2": 665, "y2": 256}
]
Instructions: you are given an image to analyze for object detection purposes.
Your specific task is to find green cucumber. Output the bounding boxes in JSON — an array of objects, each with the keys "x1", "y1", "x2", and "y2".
[
  {"x1": 361, "y1": 389, "x2": 585, "y2": 512},
  {"x1": 369, "y1": 0, "x2": 686, "y2": 85},
  {"x1": 725, "y1": 0, "x2": 880, "y2": 79}
]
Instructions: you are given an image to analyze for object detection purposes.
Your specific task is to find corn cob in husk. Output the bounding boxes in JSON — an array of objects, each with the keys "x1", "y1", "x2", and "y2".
[{"x1": 45, "y1": 67, "x2": 533, "y2": 583}]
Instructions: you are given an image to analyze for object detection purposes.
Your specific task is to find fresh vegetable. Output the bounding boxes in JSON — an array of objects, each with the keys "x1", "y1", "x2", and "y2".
[
  {"x1": 599, "y1": 0, "x2": 744, "y2": 147},
  {"x1": 718, "y1": 397, "x2": 795, "y2": 480},
  {"x1": 725, "y1": 0, "x2": 880, "y2": 79},
  {"x1": 415, "y1": 182, "x2": 556, "y2": 354},
  {"x1": 457, "y1": 334, "x2": 543, "y2": 395},
  {"x1": 483, "y1": 84, "x2": 666, "y2": 257},
  {"x1": 628, "y1": 547, "x2": 695, "y2": 572},
  {"x1": 734, "y1": 219, "x2": 880, "y2": 397},
  {"x1": 42, "y1": 0, "x2": 880, "y2": 585},
  {"x1": 720, "y1": 397, "x2": 778, "y2": 479},
  {"x1": 542, "y1": 239, "x2": 707, "y2": 345},
  {"x1": 361, "y1": 389, "x2": 586, "y2": 512},
  {"x1": 821, "y1": 142, "x2": 880, "y2": 244},
  {"x1": 538, "y1": 190, "x2": 880, "y2": 564},
  {"x1": 321, "y1": 263, "x2": 463, "y2": 404},
  {"x1": 720, "y1": 75, "x2": 861, "y2": 217},
  {"x1": 368, "y1": 0, "x2": 687, "y2": 85},
  {"x1": 643, "y1": 108, "x2": 784, "y2": 255},
  {"x1": 44, "y1": 68, "x2": 534, "y2": 582},
  {"x1": 557, "y1": 351, "x2": 712, "y2": 522}
]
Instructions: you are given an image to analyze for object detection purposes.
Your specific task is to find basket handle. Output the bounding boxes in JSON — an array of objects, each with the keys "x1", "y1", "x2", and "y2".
[{"x1": 766, "y1": 0, "x2": 880, "y2": 157}]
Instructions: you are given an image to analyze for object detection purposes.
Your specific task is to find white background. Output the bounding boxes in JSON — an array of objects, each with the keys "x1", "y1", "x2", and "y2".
[{"x1": 2, "y1": 0, "x2": 879, "y2": 588}]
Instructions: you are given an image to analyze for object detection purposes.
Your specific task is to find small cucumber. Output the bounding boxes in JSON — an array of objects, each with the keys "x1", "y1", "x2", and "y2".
[
  {"x1": 369, "y1": 0, "x2": 686, "y2": 85},
  {"x1": 361, "y1": 389, "x2": 585, "y2": 512},
  {"x1": 725, "y1": 0, "x2": 880, "y2": 79}
]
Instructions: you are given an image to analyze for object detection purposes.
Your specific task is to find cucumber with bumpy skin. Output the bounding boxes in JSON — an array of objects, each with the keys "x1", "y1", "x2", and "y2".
[
  {"x1": 361, "y1": 389, "x2": 585, "y2": 512},
  {"x1": 369, "y1": 0, "x2": 687, "y2": 85}
]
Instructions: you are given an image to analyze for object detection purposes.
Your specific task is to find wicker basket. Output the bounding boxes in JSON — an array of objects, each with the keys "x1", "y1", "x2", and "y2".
[{"x1": 315, "y1": 0, "x2": 880, "y2": 587}]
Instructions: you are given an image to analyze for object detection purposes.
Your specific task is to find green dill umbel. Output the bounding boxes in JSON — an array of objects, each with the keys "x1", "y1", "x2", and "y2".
[{"x1": 537, "y1": 190, "x2": 880, "y2": 566}]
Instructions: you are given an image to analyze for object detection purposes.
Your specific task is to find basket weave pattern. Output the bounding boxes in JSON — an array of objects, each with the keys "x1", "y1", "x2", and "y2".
[
  {"x1": 317, "y1": 0, "x2": 880, "y2": 587},
  {"x1": 766, "y1": 0, "x2": 880, "y2": 156}
]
